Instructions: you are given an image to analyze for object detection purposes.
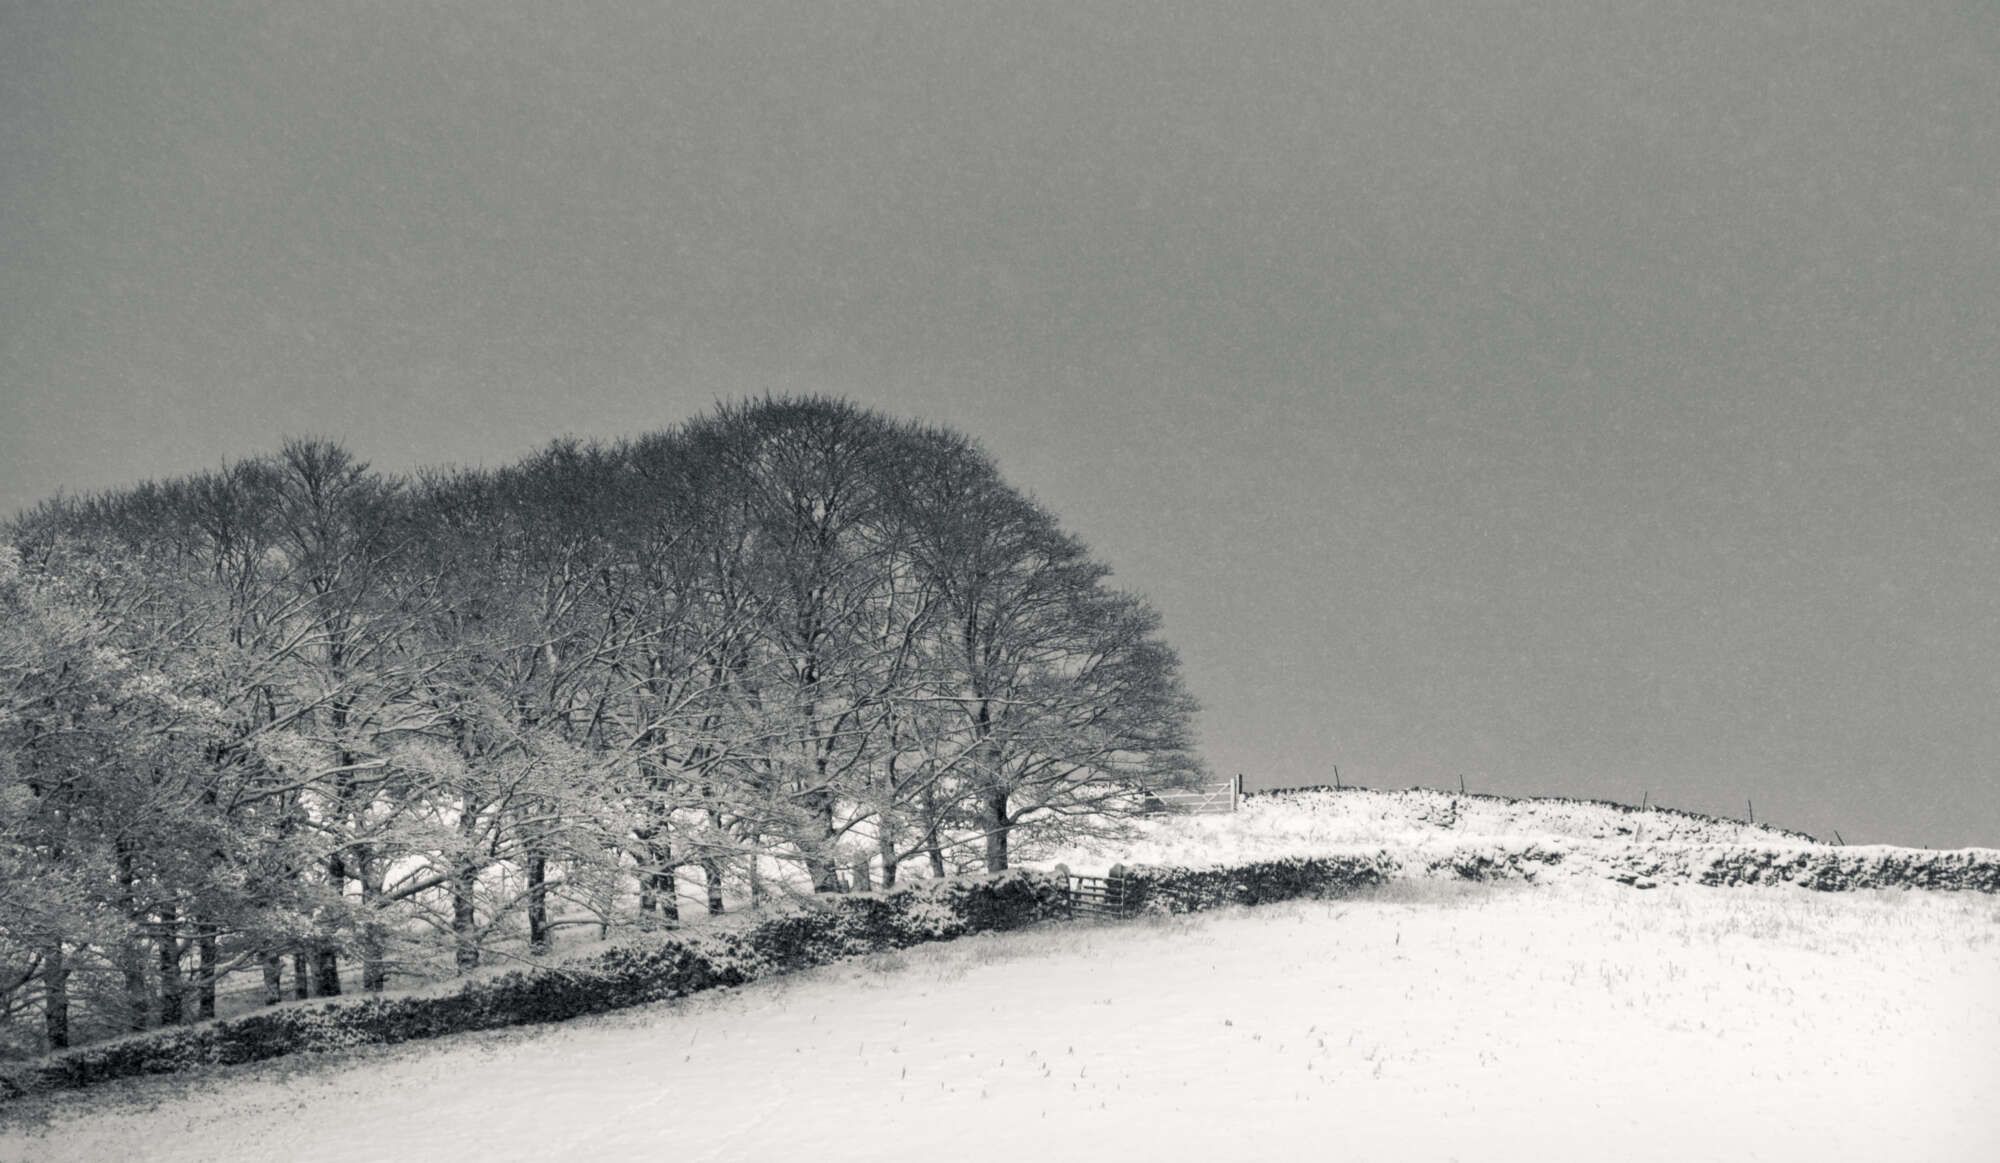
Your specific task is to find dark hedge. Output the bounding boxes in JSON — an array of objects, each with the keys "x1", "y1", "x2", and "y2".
[
  {"x1": 1108, "y1": 855, "x2": 1396, "y2": 914},
  {"x1": 1, "y1": 869, "x2": 1067, "y2": 1100},
  {"x1": 1693, "y1": 848, "x2": 2000, "y2": 892},
  {"x1": 12, "y1": 843, "x2": 1993, "y2": 1101}
]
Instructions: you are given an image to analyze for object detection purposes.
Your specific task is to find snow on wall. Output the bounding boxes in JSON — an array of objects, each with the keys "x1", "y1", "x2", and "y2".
[{"x1": 1036, "y1": 787, "x2": 2000, "y2": 892}]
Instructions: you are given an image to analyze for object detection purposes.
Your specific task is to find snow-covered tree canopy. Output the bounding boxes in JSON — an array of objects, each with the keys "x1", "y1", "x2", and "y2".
[{"x1": 0, "y1": 398, "x2": 1203, "y2": 1057}]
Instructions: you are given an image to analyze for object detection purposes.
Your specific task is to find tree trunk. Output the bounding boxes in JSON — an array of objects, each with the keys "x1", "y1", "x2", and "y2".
[
  {"x1": 983, "y1": 791, "x2": 1010, "y2": 872},
  {"x1": 313, "y1": 941, "x2": 342, "y2": 999},
  {"x1": 636, "y1": 830, "x2": 678, "y2": 926},
  {"x1": 804, "y1": 853, "x2": 845, "y2": 894},
  {"x1": 273, "y1": 797, "x2": 306, "y2": 1005},
  {"x1": 850, "y1": 858, "x2": 873, "y2": 893},
  {"x1": 701, "y1": 857, "x2": 726, "y2": 915},
  {"x1": 976, "y1": 701, "x2": 1009, "y2": 873},
  {"x1": 454, "y1": 790, "x2": 484, "y2": 970},
  {"x1": 362, "y1": 941, "x2": 388, "y2": 992},
  {"x1": 593, "y1": 848, "x2": 616, "y2": 940},
  {"x1": 526, "y1": 853, "x2": 550, "y2": 953},
  {"x1": 877, "y1": 751, "x2": 903, "y2": 891},
  {"x1": 701, "y1": 805, "x2": 729, "y2": 915},
  {"x1": 317, "y1": 852, "x2": 345, "y2": 997},
  {"x1": 114, "y1": 842, "x2": 149, "y2": 1030},
  {"x1": 196, "y1": 922, "x2": 218, "y2": 1020},
  {"x1": 653, "y1": 861, "x2": 680, "y2": 923},
  {"x1": 358, "y1": 848, "x2": 387, "y2": 992},
  {"x1": 877, "y1": 827, "x2": 900, "y2": 890},
  {"x1": 156, "y1": 908, "x2": 184, "y2": 1025},
  {"x1": 122, "y1": 941, "x2": 151, "y2": 1031},
  {"x1": 452, "y1": 860, "x2": 480, "y2": 972},
  {"x1": 42, "y1": 940, "x2": 68, "y2": 1052},
  {"x1": 805, "y1": 792, "x2": 843, "y2": 893},
  {"x1": 200, "y1": 820, "x2": 226, "y2": 1022},
  {"x1": 922, "y1": 782, "x2": 947, "y2": 878}
]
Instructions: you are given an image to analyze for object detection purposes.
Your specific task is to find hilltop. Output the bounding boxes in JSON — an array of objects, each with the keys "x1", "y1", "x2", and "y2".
[
  {"x1": 1031, "y1": 786, "x2": 1997, "y2": 893},
  {"x1": 1037, "y1": 785, "x2": 1814, "y2": 867}
]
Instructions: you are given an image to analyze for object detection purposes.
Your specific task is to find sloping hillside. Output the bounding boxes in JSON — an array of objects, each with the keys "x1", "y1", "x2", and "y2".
[
  {"x1": 7, "y1": 881, "x2": 1995, "y2": 1163},
  {"x1": 1036, "y1": 786, "x2": 1814, "y2": 867},
  {"x1": 1031, "y1": 786, "x2": 1998, "y2": 892},
  {"x1": 7, "y1": 787, "x2": 1997, "y2": 1160}
]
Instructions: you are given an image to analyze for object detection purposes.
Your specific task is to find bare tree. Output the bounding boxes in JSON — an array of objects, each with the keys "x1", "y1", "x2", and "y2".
[
  {"x1": 0, "y1": 399, "x2": 1205, "y2": 1058},
  {"x1": 897, "y1": 432, "x2": 1205, "y2": 871}
]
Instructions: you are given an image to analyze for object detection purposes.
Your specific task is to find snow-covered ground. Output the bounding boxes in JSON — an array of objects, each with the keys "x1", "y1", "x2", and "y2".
[
  {"x1": 1030, "y1": 786, "x2": 1821, "y2": 872},
  {"x1": 1024, "y1": 787, "x2": 2000, "y2": 895},
  {"x1": 7, "y1": 879, "x2": 1996, "y2": 1162}
]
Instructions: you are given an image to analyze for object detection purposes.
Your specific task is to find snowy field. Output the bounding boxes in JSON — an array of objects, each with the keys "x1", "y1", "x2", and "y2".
[
  {"x1": 1031, "y1": 786, "x2": 1820, "y2": 873},
  {"x1": 1028, "y1": 787, "x2": 2000, "y2": 892},
  {"x1": 6, "y1": 879, "x2": 1995, "y2": 1163}
]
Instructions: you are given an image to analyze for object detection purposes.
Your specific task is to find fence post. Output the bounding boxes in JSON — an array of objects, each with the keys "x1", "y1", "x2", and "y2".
[{"x1": 1232, "y1": 773, "x2": 1243, "y2": 812}]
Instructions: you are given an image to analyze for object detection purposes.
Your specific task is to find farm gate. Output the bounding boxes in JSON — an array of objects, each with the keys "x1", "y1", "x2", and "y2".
[
  {"x1": 1138, "y1": 773, "x2": 1243, "y2": 816},
  {"x1": 1058, "y1": 867, "x2": 1138, "y2": 919}
]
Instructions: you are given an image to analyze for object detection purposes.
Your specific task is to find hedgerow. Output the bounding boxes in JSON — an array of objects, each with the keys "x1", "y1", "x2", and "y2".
[
  {"x1": 1109, "y1": 854, "x2": 1396, "y2": 914},
  {"x1": 9, "y1": 842, "x2": 1994, "y2": 1101},
  {"x1": 1693, "y1": 847, "x2": 2000, "y2": 892},
  {"x1": 1, "y1": 870, "x2": 1066, "y2": 1100}
]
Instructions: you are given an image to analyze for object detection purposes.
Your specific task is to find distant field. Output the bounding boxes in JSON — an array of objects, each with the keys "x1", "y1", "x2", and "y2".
[
  {"x1": 1031, "y1": 785, "x2": 1823, "y2": 871},
  {"x1": 1028, "y1": 787, "x2": 2000, "y2": 893},
  {"x1": 6, "y1": 880, "x2": 1995, "y2": 1163}
]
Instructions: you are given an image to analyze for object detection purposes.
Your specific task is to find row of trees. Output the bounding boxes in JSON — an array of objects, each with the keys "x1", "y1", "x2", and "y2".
[{"x1": 0, "y1": 398, "x2": 1204, "y2": 1056}]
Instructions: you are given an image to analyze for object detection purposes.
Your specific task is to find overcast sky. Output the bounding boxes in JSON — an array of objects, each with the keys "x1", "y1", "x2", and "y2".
[{"x1": 4, "y1": 1, "x2": 1996, "y2": 845}]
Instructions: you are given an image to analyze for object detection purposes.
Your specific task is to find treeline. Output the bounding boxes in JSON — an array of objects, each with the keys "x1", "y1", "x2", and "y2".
[{"x1": 0, "y1": 398, "x2": 1203, "y2": 1056}]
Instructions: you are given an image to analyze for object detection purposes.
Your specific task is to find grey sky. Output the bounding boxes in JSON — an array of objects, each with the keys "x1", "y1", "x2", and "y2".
[{"x1": 4, "y1": 1, "x2": 1997, "y2": 845}]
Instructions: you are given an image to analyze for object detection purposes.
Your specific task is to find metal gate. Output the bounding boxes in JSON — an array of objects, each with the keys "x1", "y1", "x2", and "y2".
[{"x1": 1137, "y1": 774, "x2": 1243, "y2": 816}]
